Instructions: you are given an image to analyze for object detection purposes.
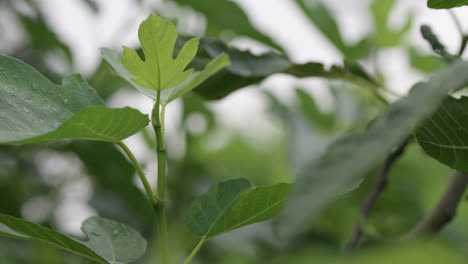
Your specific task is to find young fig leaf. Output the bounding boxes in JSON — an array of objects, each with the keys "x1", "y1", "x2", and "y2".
[
  {"x1": 122, "y1": 14, "x2": 207, "y2": 92},
  {"x1": 104, "y1": 15, "x2": 230, "y2": 103}
]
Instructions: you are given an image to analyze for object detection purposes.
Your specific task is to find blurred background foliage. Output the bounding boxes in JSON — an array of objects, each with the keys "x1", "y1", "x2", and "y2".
[{"x1": 0, "y1": 0, "x2": 467, "y2": 263}]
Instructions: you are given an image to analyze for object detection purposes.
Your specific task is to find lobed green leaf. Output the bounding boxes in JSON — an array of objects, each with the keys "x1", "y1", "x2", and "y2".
[{"x1": 121, "y1": 14, "x2": 200, "y2": 92}]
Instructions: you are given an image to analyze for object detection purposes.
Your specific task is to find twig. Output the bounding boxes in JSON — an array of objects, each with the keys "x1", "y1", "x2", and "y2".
[
  {"x1": 345, "y1": 137, "x2": 411, "y2": 249},
  {"x1": 406, "y1": 172, "x2": 468, "y2": 237}
]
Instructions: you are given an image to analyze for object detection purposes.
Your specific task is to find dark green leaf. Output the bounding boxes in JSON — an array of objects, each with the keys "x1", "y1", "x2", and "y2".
[
  {"x1": 278, "y1": 61, "x2": 468, "y2": 237},
  {"x1": 415, "y1": 96, "x2": 468, "y2": 172},
  {"x1": 0, "y1": 55, "x2": 149, "y2": 144},
  {"x1": 188, "y1": 37, "x2": 377, "y2": 100},
  {"x1": 428, "y1": 0, "x2": 468, "y2": 9},
  {"x1": 421, "y1": 25, "x2": 456, "y2": 62},
  {"x1": 0, "y1": 214, "x2": 146, "y2": 264},
  {"x1": 186, "y1": 179, "x2": 290, "y2": 239}
]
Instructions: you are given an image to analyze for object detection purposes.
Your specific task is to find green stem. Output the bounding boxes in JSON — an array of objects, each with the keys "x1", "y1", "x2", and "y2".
[
  {"x1": 116, "y1": 141, "x2": 156, "y2": 205},
  {"x1": 183, "y1": 236, "x2": 207, "y2": 264},
  {"x1": 152, "y1": 91, "x2": 171, "y2": 264}
]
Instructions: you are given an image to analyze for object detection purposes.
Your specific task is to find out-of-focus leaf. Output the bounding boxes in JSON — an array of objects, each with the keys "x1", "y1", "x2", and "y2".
[
  {"x1": 0, "y1": 214, "x2": 146, "y2": 264},
  {"x1": 186, "y1": 179, "x2": 290, "y2": 239},
  {"x1": 421, "y1": 25, "x2": 456, "y2": 62},
  {"x1": 294, "y1": 0, "x2": 371, "y2": 60},
  {"x1": 295, "y1": 88, "x2": 335, "y2": 131},
  {"x1": 18, "y1": 13, "x2": 72, "y2": 62},
  {"x1": 173, "y1": 0, "x2": 283, "y2": 51},
  {"x1": 186, "y1": 37, "x2": 377, "y2": 100},
  {"x1": 87, "y1": 59, "x2": 131, "y2": 99},
  {"x1": 428, "y1": 0, "x2": 468, "y2": 9},
  {"x1": 277, "y1": 61, "x2": 468, "y2": 237},
  {"x1": 65, "y1": 141, "x2": 154, "y2": 227},
  {"x1": 82, "y1": 0, "x2": 99, "y2": 13},
  {"x1": 371, "y1": 0, "x2": 413, "y2": 47},
  {"x1": 338, "y1": 242, "x2": 465, "y2": 264},
  {"x1": 415, "y1": 96, "x2": 468, "y2": 172},
  {"x1": 408, "y1": 47, "x2": 445, "y2": 73},
  {"x1": 0, "y1": 55, "x2": 149, "y2": 144}
]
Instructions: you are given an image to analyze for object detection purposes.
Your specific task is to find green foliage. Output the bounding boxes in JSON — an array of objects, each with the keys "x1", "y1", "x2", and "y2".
[
  {"x1": 183, "y1": 36, "x2": 377, "y2": 100},
  {"x1": 0, "y1": 55, "x2": 148, "y2": 144},
  {"x1": 295, "y1": 88, "x2": 335, "y2": 132},
  {"x1": 0, "y1": 214, "x2": 146, "y2": 264},
  {"x1": 294, "y1": 0, "x2": 370, "y2": 60},
  {"x1": 278, "y1": 61, "x2": 468, "y2": 237},
  {"x1": 186, "y1": 179, "x2": 290, "y2": 239},
  {"x1": 428, "y1": 0, "x2": 468, "y2": 9},
  {"x1": 408, "y1": 47, "x2": 445, "y2": 73},
  {"x1": 102, "y1": 47, "x2": 230, "y2": 104},
  {"x1": 370, "y1": 0, "x2": 413, "y2": 47},
  {"x1": 121, "y1": 15, "x2": 200, "y2": 91},
  {"x1": 172, "y1": 0, "x2": 283, "y2": 51},
  {"x1": 421, "y1": 25, "x2": 456, "y2": 61},
  {"x1": 2, "y1": 2, "x2": 468, "y2": 264},
  {"x1": 339, "y1": 242, "x2": 466, "y2": 264},
  {"x1": 415, "y1": 96, "x2": 468, "y2": 173}
]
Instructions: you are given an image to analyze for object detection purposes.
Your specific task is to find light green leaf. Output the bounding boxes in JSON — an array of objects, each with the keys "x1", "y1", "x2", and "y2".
[
  {"x1": 0, "y1": 55, "x2": 149, "y2": 144},
  {"x1": 371, "y1": 0, "x2": 413, "y2": 47},
  {"x1": 102, "y1": 47, "x2": 230, "y2": 104},
  {"x1": 278, "y1": 61, "x2": 468, "y2": 237},
  {"x1": 0, "y1": 214, "x2": 146, "y2": 264},
  {"x1": 121, "y1": 14, "x2": 200, "y2": 92},
  {"x1": 428, "y1": 0, "x2": 468, "y2": 9},
  {"x1": 408, "y1": 47, "x2": 445, "y2": 73},
  {"x1": 415, "y1": 96, "x2": 468, "y2": 172},
  {"x1": 186, "y1": 179, "x2": 290, "y2": 239}
]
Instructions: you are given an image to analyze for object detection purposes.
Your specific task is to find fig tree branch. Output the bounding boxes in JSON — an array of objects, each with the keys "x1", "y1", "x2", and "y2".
[
  {"x1": 345, "y1": 137, "x2": 411, "y2": 249},
  {"x1": 406, "y1": 172, "x2": 468, "y2": 237}
]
